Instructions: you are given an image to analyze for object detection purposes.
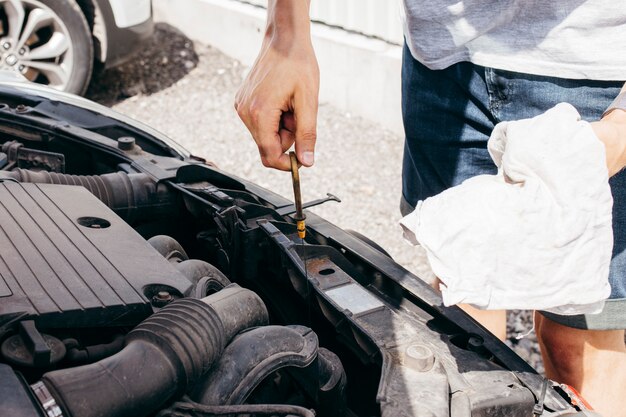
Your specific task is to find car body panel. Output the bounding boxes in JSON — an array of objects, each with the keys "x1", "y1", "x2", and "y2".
[
  {"x1": 93, "y1": 0, "x2": 154, "y2": 68},
  {"x1": 107, "y1": 0, "x2": 151, "y2": 28}
]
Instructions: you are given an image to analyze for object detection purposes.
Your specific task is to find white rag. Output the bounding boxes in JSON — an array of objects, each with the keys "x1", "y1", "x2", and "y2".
[{"x1": 400, "y1": 103, "x2": 613, "y2": 315}]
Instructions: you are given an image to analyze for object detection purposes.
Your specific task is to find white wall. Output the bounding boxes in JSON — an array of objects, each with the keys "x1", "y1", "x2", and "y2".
[{"x1": 243, "y1": 0, "x2": 404, "y2": 45}]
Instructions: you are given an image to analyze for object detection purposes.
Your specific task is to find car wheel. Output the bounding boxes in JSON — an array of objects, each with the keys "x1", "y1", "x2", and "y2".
[{"x1": 0, "y1": 0, "x2": 93, "y2": 94}]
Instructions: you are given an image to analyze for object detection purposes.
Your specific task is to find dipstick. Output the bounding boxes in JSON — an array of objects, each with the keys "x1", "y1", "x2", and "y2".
[{"x1": 289, "y1": 151, "x2": 306, "y2": 239}]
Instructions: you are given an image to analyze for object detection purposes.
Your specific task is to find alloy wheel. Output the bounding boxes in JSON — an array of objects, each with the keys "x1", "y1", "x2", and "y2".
[{"x1": 0, "y1": 0, "x2": 74, "y2": 91}]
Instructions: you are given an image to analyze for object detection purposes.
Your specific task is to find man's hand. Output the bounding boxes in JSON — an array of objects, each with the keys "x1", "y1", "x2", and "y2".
[
  {"x1": 235, "y1": 0, "x2": 319, "y2": 171},
  {"x1": 592, "y1": 108, "x2": 626, "y2": 177}
]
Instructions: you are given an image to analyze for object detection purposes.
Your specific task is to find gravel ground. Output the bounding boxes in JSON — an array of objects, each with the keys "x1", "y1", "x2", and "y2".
[{"x1": 86, "y1": 23, "x2": 542, "y2": 372}]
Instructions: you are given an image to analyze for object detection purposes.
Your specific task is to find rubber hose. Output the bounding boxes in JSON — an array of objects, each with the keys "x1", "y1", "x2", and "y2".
[
  {"x1": 65, "y1": 334, "x2": 125, "y2": 365},
  {"x1": 193, "y1": 325, "x2": 318, "y2": 405},
  {"x1": 2, "y1": 168, "x2": 177, "y2": 222},
  {"x1": 39, "y1": 284, "x2": 268, "y2": 417},
  {"x1": 176, "y1": 259, "x2": 231, "y2": 297},
  {"x1": 158, "y1": 401, "x2": 316, "y2": 417},
  {"x1": 193, "y1": 327, "x2": 347, "y2": 417},
  {"x1": 148, "y1": 235, "x2": 189, "y2": 263}
]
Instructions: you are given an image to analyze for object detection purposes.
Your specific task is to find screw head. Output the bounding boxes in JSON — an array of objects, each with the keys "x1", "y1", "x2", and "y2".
[
  {"x1": 18, "y1": 65, "x2": 24, "y2": 71},
  {"x1": 2, "y1": 42, "x2": 11, "y2": 50},
  {"x1": 18, "y1": 48, "x2": 25, "y2": 55}
]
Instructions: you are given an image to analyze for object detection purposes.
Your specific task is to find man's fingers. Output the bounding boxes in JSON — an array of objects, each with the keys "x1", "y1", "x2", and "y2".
[
  {"x1": 279, "y1": 128, "x2": 296, "y2": 153},
  {"x1": 293, "y1": 91, "x2": 318, "y2": 167},
  {"x1": 281, "y1": 112, "x2": 297, "y2": 132},
  {"x1": 234, "y1": 93, "x2": 290, "y2": 170},
  {"x1": 260, "y1": 151, "x2": 291, "y2": 171},
  {"x1": 256, "y1": 108, "x2": 292, "y2": 171},
  {"x1": 258, "y1": 131, "x2": 291, "y2": 171}
]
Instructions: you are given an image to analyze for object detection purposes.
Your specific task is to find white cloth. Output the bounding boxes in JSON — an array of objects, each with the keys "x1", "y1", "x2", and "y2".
[{"x1": 400, "y1": 103, "x2": 613, "y2": 314}]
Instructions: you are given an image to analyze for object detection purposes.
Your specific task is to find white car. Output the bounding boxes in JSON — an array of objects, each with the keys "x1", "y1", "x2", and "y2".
[{"x1": 0, "y1": 0, "x2": 153, "y2": 94}]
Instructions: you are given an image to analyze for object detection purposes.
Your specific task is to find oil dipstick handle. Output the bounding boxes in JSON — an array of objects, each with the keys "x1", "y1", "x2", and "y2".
[{"x1": 289, "y1": 152, "x2": 306, "y2": 239}]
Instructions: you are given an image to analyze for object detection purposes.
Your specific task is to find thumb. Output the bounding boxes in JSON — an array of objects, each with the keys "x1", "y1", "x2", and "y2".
[{"x1": 294, "y1": 91, "x2": 318, "y2": 167}]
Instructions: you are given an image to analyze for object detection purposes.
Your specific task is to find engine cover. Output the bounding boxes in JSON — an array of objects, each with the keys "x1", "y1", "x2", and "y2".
[{"x1": 0, "y1": 182, "x2": 192, "y2": 328}]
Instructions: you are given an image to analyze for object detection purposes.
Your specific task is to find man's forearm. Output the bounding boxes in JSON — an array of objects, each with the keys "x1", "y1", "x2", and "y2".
[
  {"x1": 235, "y1": 0, "x2": 319, "y2": 170},
  {"x1": 266, "y1": 0, "x2": 312, "y2": 44},
  {"x1": 593, "y1": 82, "x2": 626, "y2": 176},
  {"x1": 604, "y1": 84, "x2": 626, "y2": 127}
]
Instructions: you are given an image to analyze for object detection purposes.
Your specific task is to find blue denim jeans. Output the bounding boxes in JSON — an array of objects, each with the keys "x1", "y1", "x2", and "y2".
[{"x1": 400, "y1": 44, "x2": 626, "y2": 329}]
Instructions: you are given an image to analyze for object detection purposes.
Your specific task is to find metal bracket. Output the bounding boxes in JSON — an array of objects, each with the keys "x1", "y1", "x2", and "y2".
[{"x1": 1, "y1": 140, "x2": 65, "y2": 172}]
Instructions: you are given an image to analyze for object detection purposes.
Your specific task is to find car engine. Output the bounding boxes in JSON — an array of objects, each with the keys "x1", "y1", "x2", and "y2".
[{"x1": 0, "y1": 171, "x2": 346, "y2": 417}]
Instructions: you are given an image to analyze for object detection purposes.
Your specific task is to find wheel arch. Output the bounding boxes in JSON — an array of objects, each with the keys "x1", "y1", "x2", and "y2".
[{"x1": 75, "y1": 0, "x2": 106, "y2": 65}]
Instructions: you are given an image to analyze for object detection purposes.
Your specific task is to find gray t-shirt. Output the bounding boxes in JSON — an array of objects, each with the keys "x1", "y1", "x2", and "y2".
[{"x1": 403, "y1": 0, "x2": 626, "y2": 80}]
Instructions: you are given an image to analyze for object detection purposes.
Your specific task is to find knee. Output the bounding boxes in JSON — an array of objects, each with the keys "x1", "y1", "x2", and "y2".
[
  {"x1": 536, "y1": 313, "x2": 580, "y2": 350},
  {"x1": 535, "y1": 312, "x2": 626, "y2": 380},
  {"x1": 535, "y1": 313, "x2": 586, "y2": 376}
]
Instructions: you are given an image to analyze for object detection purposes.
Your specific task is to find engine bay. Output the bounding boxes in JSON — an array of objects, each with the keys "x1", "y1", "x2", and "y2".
[{"x1": 0, "y1": 84, "x2": 591, "y2": 416}]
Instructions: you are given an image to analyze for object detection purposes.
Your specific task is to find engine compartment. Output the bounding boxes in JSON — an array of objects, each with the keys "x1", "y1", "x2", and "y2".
[
  {"x1": 0, "y1": 169, "x2": 349, "y2": 417},
  {"x1": 0, "y1": 88, "x2": 589, "y2": 417}
]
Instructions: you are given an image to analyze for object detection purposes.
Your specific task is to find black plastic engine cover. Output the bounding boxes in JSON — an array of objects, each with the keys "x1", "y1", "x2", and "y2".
[{"x1": 0, "y1": 182, "x2": 192, "y2": 328}]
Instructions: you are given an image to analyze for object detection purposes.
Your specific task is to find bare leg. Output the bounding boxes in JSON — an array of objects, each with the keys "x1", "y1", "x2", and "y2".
[
  {"x1": 459, "y1": 304, "x2": 507, "y2": 341},
  {"x1": 432, "y1": 278, "x2": 507, "y2": 340},
  {"x1": 535, "y1": 312, "x2": 626, "y2": 417}
]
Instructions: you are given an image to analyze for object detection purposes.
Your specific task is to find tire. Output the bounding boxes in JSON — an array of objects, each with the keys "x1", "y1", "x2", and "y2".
[{"x1": 0, "y1": 0, "x2": 93, "y2": 95}]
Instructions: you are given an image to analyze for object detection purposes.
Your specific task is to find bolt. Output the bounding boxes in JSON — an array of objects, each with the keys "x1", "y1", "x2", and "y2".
[
  {"x1": 3, "y1": 42, "x2": 11, "y2": 50},
  {"x1": 5, "y1": 54, "x2": 17, "y2": 66},
  {"x1": 15, "y1": 104, "x2": 28, "y2": 113},
  {"x1": 18, "y1": 65, "x2": 24, "y2": 71},
  {"x1": 18, "y1": 48, "x2": 25, "y2": 55},
  {"x1": 156, "y1": 291, "x2": 172, "y2": 301},
  {"x1": 151, "y1": 290, "x2": 174, "y2": 308}
]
